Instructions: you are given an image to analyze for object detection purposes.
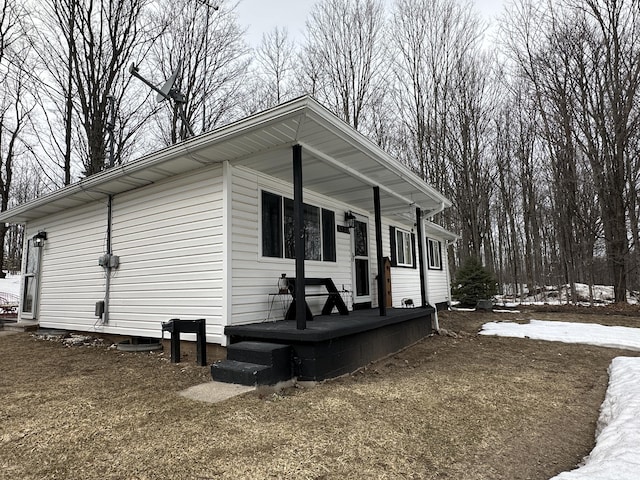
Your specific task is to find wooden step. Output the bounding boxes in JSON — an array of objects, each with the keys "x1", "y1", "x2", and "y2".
[
  {"x1": 211, "y1": 360, "x2": 275, "y2": 386},
  {"x1": 211, "y1": 342, "x2": 293, "y2": 386},
  {"x1": 227, "y1": 341, "x2": 291, "y2": 368}
]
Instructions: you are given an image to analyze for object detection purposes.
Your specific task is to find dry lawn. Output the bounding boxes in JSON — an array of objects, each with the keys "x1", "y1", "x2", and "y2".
[{"x1": 1, "y1": 308, "x2": 640, "y2": 480}]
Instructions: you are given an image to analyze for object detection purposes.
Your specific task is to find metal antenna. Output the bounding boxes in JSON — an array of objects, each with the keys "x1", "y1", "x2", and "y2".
[
  {"x1": 106, "y1": 95, "x2": 117, "y2": 167},
  {"x1": 129, "y1": 61, "x2": 195, "y2": 140}
]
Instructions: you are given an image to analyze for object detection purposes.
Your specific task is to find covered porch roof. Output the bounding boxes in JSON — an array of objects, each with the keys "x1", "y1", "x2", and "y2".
[{"x1": 0, "y1": 95, "x2": 450, "y2": 224}]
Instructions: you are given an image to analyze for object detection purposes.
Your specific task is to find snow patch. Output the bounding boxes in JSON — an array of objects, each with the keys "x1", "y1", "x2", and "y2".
[
  {"x1": 479, "y1": 320, "x2": 640, "y2": 479},
  {"x1": 479, "y1": 320, "x2": 640, "y2": 352},
  {"x1": 550, "y1": 357, "x2": 640, "y2": 480}
]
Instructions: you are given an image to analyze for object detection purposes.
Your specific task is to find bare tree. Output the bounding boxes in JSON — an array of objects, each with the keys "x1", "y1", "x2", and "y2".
[
  {"x1": 147, "y1": 0, "x2": 249, "y2": 144},
  {"x1": 500, "y1": 0, "x2": 640, "y2": 301},
  {"x1": 0, "y1": 2, "x2": 36, "y2": 276},
  {"x1": 29, "y1": 0, "x2": 155, "y2": 182},
  {"x1": 575, "y1": 0, "x2": 640, "y2": 301},
  {"x1": 391, "y1": 0, "x2": 481, "y2": 191},
  {"x1": 302, "y1": 0, "x2": 388, "y2": 132},
  {"x1": 255, "y1": 27, "x2": 295, "y2": 107},
  {"x1": 446, "y1": 50, "x2": 496, "y2": 262}
]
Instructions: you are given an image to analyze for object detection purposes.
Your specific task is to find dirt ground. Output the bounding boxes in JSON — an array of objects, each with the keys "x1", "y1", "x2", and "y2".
[{"x1": 1, "y1": 307, "x2": 639, "y2": 480}]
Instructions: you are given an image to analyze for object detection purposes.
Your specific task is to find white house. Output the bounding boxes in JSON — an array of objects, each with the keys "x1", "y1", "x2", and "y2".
[{"x1": 1, "y1": 96, "x2": 455, "y2": 353}]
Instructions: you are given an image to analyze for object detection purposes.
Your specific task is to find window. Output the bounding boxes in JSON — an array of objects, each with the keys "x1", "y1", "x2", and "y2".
[
  {"x1": 22, "y1": 239, "x2": 38, "y2": 314},
  {"x1": 428, "y1": 238, "x2": 442, "y2": 270},
  {"x1": 322, "y1": 209, "x2": 336, "y2": 261},
  {"x1": 262, "y1": 192, "x2": 283, "y2": 258},
  {"x1": 395, "y1": 229, "x2": 413, "y2": 267},
  {"x1": 390, "y1": 226, "x2": 415, "y2": 268},
  {"x1": 261, "y1": 190, "x2": 336, "y2": 262}
]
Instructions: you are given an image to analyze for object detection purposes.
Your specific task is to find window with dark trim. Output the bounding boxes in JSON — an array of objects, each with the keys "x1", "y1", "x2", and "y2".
[
  {"x1": 389, "y1": 226, "x2": 415, "y2": 268},
  {"x1": 322, "y1": 209, "x2": 336, "y2": 261},
  {"x1": 427, "y1": 238, "x2": 442, "y2": 270},
  {"x1": 262, "y1": 192, "x2": 283, "y2": 258},
  {"x1": 261, "y1": 190, "x2": 336, "y2": 262}
]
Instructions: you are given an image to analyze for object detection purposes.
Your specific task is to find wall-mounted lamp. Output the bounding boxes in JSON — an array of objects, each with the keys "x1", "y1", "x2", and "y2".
[
  {"x1": 344, "y1": 211, "x2": 356, "y2": 229},
  {"x1": 32, "y1": 231, "x2": 47, "y2": 248}
]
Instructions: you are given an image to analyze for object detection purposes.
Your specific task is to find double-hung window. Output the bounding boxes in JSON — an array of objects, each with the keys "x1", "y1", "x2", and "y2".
[
  {"x1": 262, "y1": 190, "x2": 336, "y2": 262},
  {"x1": 395, "y1": 229, "x2": 413, "y2": 267},
  {"x1": 390, "y1": 226, "x2": 415, "y2": 268},
  {"x1": 427, "y1": 238, "x2": 442, "y2": 270}
]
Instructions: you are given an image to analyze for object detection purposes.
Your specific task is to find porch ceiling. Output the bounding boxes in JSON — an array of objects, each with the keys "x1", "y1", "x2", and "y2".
[{"x1": 0, "y1": 96, "x2": 450, "y2": 224}]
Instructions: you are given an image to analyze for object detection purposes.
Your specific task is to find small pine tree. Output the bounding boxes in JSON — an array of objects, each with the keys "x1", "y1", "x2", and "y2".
[{"x1": 451, "y1": 257, "x2": 498, "y2": 307}]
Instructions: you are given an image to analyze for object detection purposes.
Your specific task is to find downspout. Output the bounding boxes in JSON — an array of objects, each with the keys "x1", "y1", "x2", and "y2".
[
  {"x1": 103, "y1": 195, "x2": 113, "y2": 324},
  {"x1": 420, "y1": 215, "x2": 440, "y2": 332},
  {"x1": 425, "y1": 201, "x2": 446, "y2": 332},
  {"x1": 426, "y1": 201, "x2": 446, "y2": 220},
  {"x1": 103, "y1": 96, "x2": 116, "y2": 325}
]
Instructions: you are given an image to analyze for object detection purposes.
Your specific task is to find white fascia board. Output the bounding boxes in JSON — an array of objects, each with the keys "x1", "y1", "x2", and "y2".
[
  {"x1": 0, "y1": 97, "x2": 313, "y2": 225},
  {"x1": 303, "y1": 101, "x2": 452, "y2": 209},
  {"x1": 423, "y1": 220, "x2": 459, "y2": 241}
]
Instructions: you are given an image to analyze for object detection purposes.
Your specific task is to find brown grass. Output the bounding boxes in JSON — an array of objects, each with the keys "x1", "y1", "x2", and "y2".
[{"x1": 1, "y1": 309, "x2": 639, "y2": 479}]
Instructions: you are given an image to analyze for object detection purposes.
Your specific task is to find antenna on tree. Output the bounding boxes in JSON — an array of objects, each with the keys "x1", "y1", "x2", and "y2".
[{"x1": 129, "y1": 61, "x2": 194, "y2": 140}]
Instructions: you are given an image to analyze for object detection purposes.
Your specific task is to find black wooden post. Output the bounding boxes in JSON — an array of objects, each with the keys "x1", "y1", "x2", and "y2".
[
  {"x1": 416, "y1": 207, "x2": 427, "y2": 308},
  {"x1": 293, "y1": 144, "x2": 306, "y2": 330},
  {"x1": 373, "y1": 186, "x2": 386, "y2": 316}
]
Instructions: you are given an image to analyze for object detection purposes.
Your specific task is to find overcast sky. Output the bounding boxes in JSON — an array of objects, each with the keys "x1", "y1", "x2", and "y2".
[{"x1": 234, "y1": 0, "x2": 506, "y2": 47}]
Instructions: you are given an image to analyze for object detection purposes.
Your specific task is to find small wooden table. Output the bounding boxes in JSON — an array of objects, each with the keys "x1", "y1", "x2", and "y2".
[
  {"x1": 284, "y1": 277, "x2": 349, "y2": 320},
  {"x1": 161, "y1": 318, "x2": 207, "y2": 366}
]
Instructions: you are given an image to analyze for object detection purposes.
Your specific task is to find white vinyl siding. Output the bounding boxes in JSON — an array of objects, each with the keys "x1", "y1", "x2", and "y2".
[
  {"x1": 426, "y1": 235, "x2": 451, "y2": 305},
  {"x1": 108, "y1": 166, "x2": 225, "y2": 342},
  {"x1": 27, "y1": 203, "x2": 106, "y2": 329},
  {"x1": 382, "y1": 220, "x2": 421, "y2": 308},
  {"x1": 230, "y1": 166, "x2": 353, "y2": 325}
]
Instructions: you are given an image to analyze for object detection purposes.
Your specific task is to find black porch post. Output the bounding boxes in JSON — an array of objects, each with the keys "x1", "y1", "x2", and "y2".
[
  {"x1": 373, "y1": 186, "x2": 386, "y2": 316},
  {"x1": 293, "y1": 144, "x2": 306, "y2": 330},
  {"x1": 416, "y1": 207, "x2": 427, "y2": 308}
]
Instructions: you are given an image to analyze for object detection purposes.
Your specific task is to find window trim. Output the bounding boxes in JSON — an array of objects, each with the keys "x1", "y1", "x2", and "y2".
[
  {"x1": 261, "y1": 189, "x2": 336, "y2": 263},
  {"x1": 390, "y1": 226, "x2": 415, "y2": 268},
  {"x1": 427, "y1": 238, "x2": 443, "y2": 270}
]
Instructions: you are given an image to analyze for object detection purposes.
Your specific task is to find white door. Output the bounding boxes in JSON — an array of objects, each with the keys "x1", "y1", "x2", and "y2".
[
  {"x1": 352, "y1": 215, "x2": 371, "y2": 306},
  {"x1": 21, "y1": 239, "x2": 42, "y2": 319}
]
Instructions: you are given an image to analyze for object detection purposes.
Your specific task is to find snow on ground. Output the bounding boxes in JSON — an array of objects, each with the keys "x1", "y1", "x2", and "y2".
[
  {"x1": 0, "y1": 274, "x2": 21, "y2": 299},
  {"x1": 495, "y1": 283, "x2": 639, "y2": 306},
  {"x1": 480, "y1": 320, "x2": 640, "y2": 352},
  {"x1": 551, "y1": 357, "x2": 640, "y2": 480},
  {"x1": 480, "y1": 320, "x2": 640, "y2": 479}
]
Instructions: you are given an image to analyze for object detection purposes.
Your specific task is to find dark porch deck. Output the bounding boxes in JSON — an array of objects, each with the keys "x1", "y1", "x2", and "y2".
[{"x1": 224, "y1": 307, "x2": 435, "y2": 381}]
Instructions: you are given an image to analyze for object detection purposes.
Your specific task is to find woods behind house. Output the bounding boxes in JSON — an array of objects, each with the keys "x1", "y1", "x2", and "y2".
[{"x1": 1, "y1": 0, "x2": 638, "y2": 301}]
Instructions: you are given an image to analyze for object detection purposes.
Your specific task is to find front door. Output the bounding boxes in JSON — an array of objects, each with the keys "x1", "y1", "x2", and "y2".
[
  {"x1": 21, "y1": 239, "x2": 41, "y2": 319},
  {"x1": 352, "y1": 216, "x2": 371, "y2": 306}
]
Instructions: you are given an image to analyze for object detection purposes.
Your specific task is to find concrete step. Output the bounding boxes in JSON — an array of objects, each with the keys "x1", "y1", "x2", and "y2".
[{"x1": 1, "y1": 320, "x2": 38, "y2": 332}]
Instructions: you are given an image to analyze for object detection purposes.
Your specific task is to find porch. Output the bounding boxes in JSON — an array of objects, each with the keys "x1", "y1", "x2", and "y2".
[{"x1": 216, "y1": 306, "x2": 435, "y2": 382}]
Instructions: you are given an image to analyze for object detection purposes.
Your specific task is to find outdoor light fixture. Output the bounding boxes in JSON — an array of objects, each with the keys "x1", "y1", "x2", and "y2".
[
  {"x1": 344, "y1": 211, "x2": 356, "y2": 229},
  {"x1": 32, "y1": 231, "x2": 47, "y2": 248}
]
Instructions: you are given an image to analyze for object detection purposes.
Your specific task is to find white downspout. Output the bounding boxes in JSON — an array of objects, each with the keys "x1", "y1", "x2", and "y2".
[{"x1": 422, "y1": 219, "x2": 440, "y2": 332}]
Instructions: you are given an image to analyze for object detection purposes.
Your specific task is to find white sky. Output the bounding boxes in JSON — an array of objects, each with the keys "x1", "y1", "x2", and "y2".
[{"x1": 234, "y1": 0, "x2": 506, "y2": 47}]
